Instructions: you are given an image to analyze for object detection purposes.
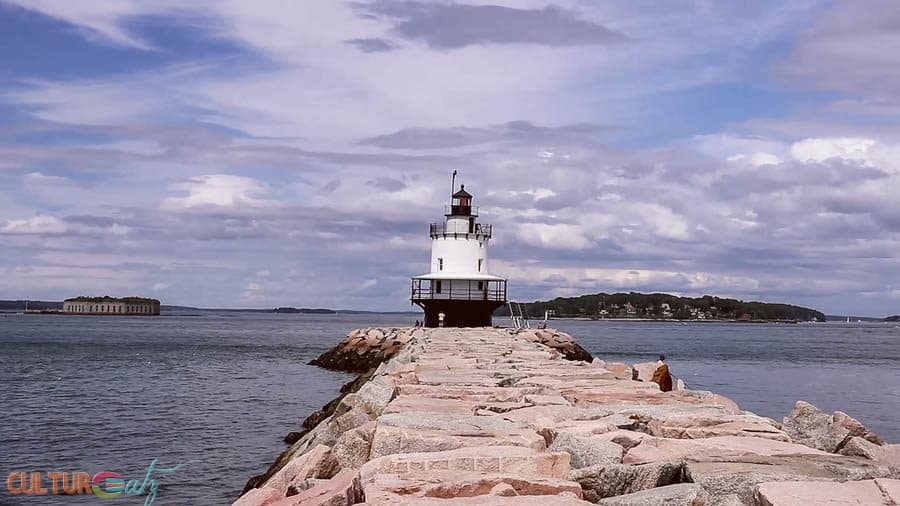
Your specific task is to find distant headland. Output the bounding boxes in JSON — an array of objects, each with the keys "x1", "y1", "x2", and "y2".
[{"x1": 497, "y1": 292, "x2": 828, "y2": 322}]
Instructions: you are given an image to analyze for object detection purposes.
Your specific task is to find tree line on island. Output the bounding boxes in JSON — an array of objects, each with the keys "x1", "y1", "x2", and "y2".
[{"x1": 495, "y1": 292, "x2": 827, "y2": 322}]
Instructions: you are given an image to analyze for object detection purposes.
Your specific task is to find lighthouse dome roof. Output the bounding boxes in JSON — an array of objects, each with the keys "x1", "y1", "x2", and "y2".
[{"x1": 452, "y1": 185, "x2": 472, "y2": 199}]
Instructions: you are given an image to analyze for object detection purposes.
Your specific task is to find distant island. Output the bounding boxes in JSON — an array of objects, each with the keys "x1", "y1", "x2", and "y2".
[
  {"x1": 886, "y1": 315, "x2": 900, "y2": 322},
  {"x1": 273, "y1": 307, "x2": 336, "y2": 314},
  {"x1": 497, "y1": 292, "x2": 826, "y2": 322}
]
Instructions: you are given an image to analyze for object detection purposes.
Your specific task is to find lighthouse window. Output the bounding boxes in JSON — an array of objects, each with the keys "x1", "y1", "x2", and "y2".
[
  {"x1": 438, "y1": 258, "x2": 443, "y2": 271},
  {"x1": 478, "y1": 259, "x2": 483, "y2": 272}
]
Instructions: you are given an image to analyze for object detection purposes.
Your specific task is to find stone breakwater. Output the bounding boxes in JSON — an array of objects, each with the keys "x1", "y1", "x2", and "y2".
[{"x1": 237, "y1": 327, "x2": 899, "y2": 505}]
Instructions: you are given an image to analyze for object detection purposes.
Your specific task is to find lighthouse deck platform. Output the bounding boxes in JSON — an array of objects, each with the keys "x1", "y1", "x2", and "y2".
[
  {"x1": 410, "y1": 278, "x2": 507, "y2": 302},
  {"x1": 237, "y1": 327, "x2": 899, "y2": 505}
]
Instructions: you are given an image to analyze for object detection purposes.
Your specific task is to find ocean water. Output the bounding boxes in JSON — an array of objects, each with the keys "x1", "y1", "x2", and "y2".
[{"x1": 1, "y1": 313, "x2": 898, "y2": 505}]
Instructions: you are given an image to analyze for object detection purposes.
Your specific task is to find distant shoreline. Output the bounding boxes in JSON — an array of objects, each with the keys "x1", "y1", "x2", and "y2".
[{"x1": 547, "y1": 316, "x2": 802, "y2": 324}]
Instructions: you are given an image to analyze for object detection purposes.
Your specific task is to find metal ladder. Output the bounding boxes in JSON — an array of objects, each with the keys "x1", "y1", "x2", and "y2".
[{"x1": 508, "y1": 301, "x2": 531, "y2": 329}]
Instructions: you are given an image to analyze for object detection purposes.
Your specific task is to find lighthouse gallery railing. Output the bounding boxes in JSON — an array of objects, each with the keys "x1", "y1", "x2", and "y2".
[
  {"x1": 410, "y1": 278, "x2": 507, "y2": 302},
  {"x1": 429, "y1": 223, "x2": 492, "y2": 240}
]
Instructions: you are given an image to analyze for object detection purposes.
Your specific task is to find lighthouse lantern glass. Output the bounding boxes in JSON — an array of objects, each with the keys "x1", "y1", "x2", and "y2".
[{"x1": 452, "y1": 195, "x2": 470, "y2": 207}]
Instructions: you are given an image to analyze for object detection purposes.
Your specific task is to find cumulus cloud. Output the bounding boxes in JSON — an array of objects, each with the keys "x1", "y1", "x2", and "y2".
[
  {"x1": 789, "y1": 137, "x2": 876, "y2": 163},
  {"x1": 162, "y1": 175, "x2": 276, "y2": 209}
]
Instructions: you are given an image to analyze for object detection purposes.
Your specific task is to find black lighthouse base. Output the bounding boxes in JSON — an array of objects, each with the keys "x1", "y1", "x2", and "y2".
[{"x1": 415, "y1": 300, "x2": 505, "y2": 328}]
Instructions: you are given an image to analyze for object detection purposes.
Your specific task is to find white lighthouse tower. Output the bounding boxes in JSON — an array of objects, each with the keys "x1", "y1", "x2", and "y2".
[{"x1": 411, "y1": 176, "x2": 507, "y2": 327}]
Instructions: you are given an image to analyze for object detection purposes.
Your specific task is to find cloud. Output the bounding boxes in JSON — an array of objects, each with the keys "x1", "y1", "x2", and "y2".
[
  {"x1": 0, "y1": 215, "x2": 67, "y2": 235},
  {"x1": 360, "y1": 121, "x2": 613, "y2": 150},
  {"x1": 727, "y1": 152, "x2": 782, "y2": 167},
  {"x1": 162, "y1": 175, "x2": 276, "y2": 209},
  {"x1": 354, "y1": 1, "x2": 627, "y2": 49},
  {"x1": 775, "y1": 1, "x2": 900, "y2": 105},
  {"x1": 21, "y1": 172, "x2": 74, "y2": 185},
  {"x1": 789, "y1": 137, "x2": 877, "y2": 163},
  {"x1": 1, "y1": 0, "x2": 161, "y2": 49},
  {"x1": 368, "y1": 177, "x2": 408, "y2": 192},
  {"x1": 346, "y1": 37, "x2": 397, "y2": 52}
]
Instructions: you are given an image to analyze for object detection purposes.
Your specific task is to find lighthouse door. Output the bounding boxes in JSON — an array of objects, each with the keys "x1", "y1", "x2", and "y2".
[{"x1": 469, "y1": 217, "x2": 475, "y2": 233}]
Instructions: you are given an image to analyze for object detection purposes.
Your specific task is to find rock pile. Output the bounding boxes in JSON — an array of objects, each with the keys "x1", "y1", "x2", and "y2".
[
  {"x1": 782, "y1": 400, "x2": 885, "y2": 454},
  {"x1": 511, "y1": 328, "x2": 594, "y2": 362},
  {"x1": 309, "y1": 328, "x2": 424, "y2": 372},
  {"x1": 238, "y1": 327, "x2": 899, "y2": 505}
]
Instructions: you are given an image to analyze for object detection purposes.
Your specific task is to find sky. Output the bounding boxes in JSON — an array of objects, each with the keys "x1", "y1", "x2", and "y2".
[{"x1": 1, "y1": 1, "x2": 899, "y2": 315}]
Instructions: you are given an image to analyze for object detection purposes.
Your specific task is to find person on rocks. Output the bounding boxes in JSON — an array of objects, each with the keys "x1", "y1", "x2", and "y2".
[{"x1": 651, "y1": 354, "x2": 673, "y2": 392}]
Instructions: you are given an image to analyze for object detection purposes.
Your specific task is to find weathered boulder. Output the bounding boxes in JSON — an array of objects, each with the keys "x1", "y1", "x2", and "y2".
[
  {"x1": 646, "y1": 413, "x2": 789, "y2": 441},
  {"x1": 591, "y1": 430, "x2": 652, "y2": 450},
  {"x1": 378, "y1": 411, "x2": 528, "y2": 433},
  {"x1": 523, "y1": 393, "x2": 571, "y2": 406},
  {"x1": 878, "y1": 478, "x2": 900, "y2": 503},
  {"x1": 631, "y1": 362, "x2": 659, "y2": 382},
  {"x1": 370, "y1": 424, "x2": 545, "y2": 458},
  {"x1": 833, "y1": 410, "x2": 884, "y2": 445},
  {"x1": 274, "y1": 469, "x2": 364, "y2": 506},
  {"x1": 684, "y1": 454, "x2": 896, "y2": 504},
  {"x1": 354, "y1": 377, "x2": 397, "y2": 417},
  {"x1": 838, "y1": 436, "x2": 884, "y2": 460},
  {"x1": 570, "y1": 461, "x2": 686, "y2": 502},
  {"x1": 753, "y1": 478, "x2": 900, "y2": 506},
  {"x1": 490, "y1": 483, "x2": 518, "y2": 496},
  {"x1": 232, "y1": 486, "x2": 282, "y2": 506},
  {"x1": 363, "y1": 472, "x2": 583, "y2": 500},
  {"x1": 547, "y1": 431, "x2": 625, "y2": 468},
  {"x1": 623, "y1": 435, "x2": 828, "y2": 465},
  {"x1": 671, "y1": 390, "x2": 741, "y2": 414},
  {"x1": 360, "y1": 494, "x2": 594, "y2": 505},
  {"x1": 286, "y1": 478, "x2": 327, "y2": 494},
  {"x1": 300, "y1": 405, "x2": 373, "y2": 452},
  {"x1": 592, "y1": 360, "x2": 633, "y2": 380},
  {"x1": 360, "y1": 446, "x2": 571, "y2": 481},
  {"x1": 331, "y1": 421, "x2": 375, "y2": 469},
  {"x1": 265, "y1": 445, "x2": 339, "y2": 493},
  {"x1": 597, "y1": 483, "x2": 708, "y2": 505},
  {"x1": 500, "y1": 405, "x2": 614, "y2": 432},
  {"x1": 879, "y1": 444, "x2": 900, "y2": 467},
  {"x1": 782, "y1": 400, "x2": 883, "y2": 453}
]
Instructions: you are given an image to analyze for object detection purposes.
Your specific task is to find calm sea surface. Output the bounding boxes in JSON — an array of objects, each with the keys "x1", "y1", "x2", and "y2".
[{"x1": 1, "y1": 313, "x2": 898, "y2": 505}]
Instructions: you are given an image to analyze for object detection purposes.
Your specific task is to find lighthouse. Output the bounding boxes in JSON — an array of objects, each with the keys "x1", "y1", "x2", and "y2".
[{"x1": 411, "y1": 178, "x2": 508, "y2": 327}]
